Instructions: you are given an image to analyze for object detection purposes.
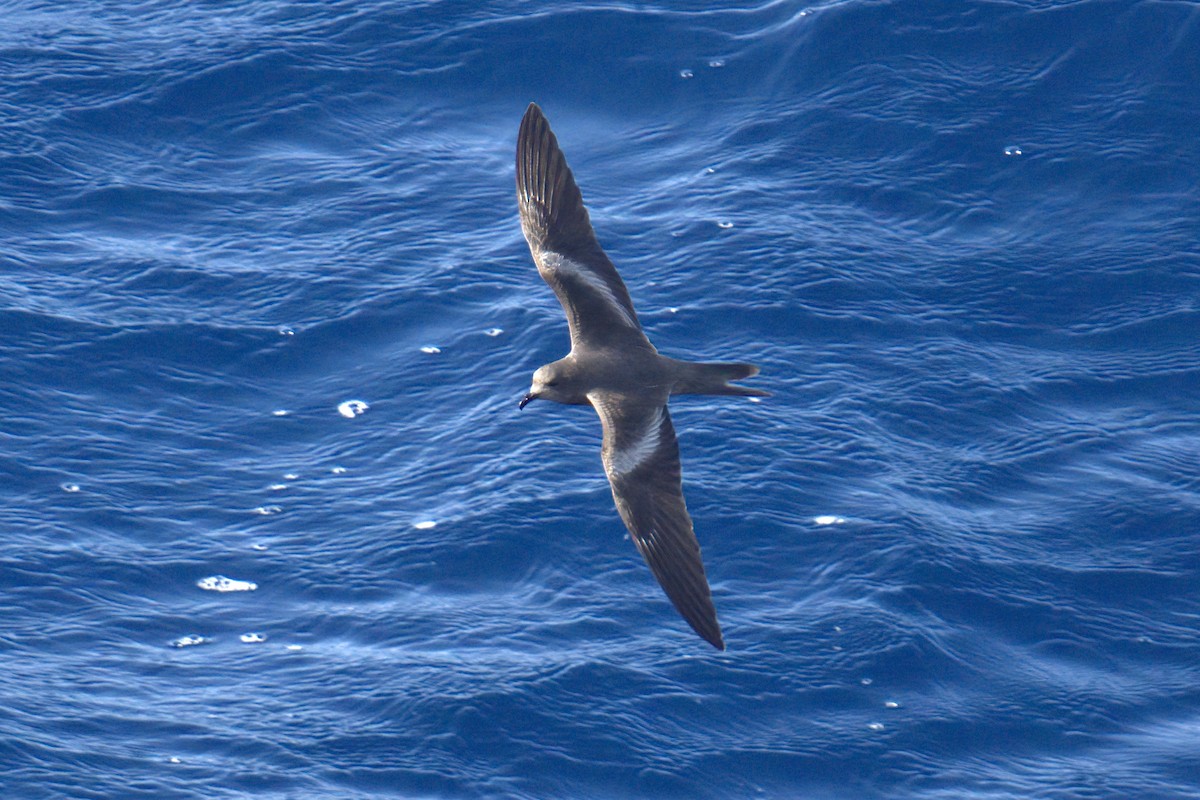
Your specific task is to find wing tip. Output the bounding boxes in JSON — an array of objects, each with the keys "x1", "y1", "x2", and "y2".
[
  {"x1": 520, "y1": 103, "x2": 545, "y2": 143},
  {"x1": 704, "y1": 627, "x2": 727, "y2": 651},
  {"x1": 516, "y1": 101, "x2": 601, "y2": 266},
  {"x1": 688, "y1": 604, "x2": 725, "y2": 650},
  {"x1": 673, "y1": 586, "x2": 726, "y2": 651}
]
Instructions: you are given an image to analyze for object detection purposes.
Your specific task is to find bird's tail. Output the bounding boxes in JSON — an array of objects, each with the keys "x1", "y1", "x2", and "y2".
[{"x1": 671, "y1": 360, "x2": 769, "y2": 397}]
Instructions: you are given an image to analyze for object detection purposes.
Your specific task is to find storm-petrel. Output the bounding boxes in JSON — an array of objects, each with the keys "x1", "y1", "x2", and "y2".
[{"x1": 516, "y1": 103, "x2": 766, "y2": 650}]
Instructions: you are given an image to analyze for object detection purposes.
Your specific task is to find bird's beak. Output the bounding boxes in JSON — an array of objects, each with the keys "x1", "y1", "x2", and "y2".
[{"x1": 519, "y1": 392, "x2": 536, "y2": 410}]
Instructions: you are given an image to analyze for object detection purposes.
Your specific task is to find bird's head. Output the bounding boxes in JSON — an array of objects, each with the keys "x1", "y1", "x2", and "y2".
[{"x1": 520, "y1": 361, "x2": 578, "y2": 408}]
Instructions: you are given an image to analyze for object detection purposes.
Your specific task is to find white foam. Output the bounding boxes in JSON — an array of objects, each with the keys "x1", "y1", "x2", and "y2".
[
  {"x1": 197, "y1": 575, "x2": 257, "y2": 592},
  {"x1": 61, "y1": 483, "x2": 80, "y2": 493},
  {"x1": 420, "y1": 345, "x2": 441, "y2": 354},
  {"x1": 255, "y1": 505, "x2": 282, "y2": 515},
  {"x1": 272, "y1": 409, "x2": 289, "y2": 417},
  {"x1": 171, "y1": 634, "x2": 209, "y2": 648},
  {"x1": 867, "y1": 722, "x2": 885, "y2": 732},
  {"x1": 285, "y1": 644, "x2": 303, "y2": 652},
  {"x1": 331, "y1": 466, "x2": 347, "y2": 474},
  {"x1": 414, "y1": 520, "x2": 437, "y2": 530},
  {"x1": 484, "y1": 328, "x2": 503, "y2": 337},
  {"x1": 240, "y1": 633, "x2": 267, "y2": 643},
  {"x1": 1004, "y1": 145, "x2": 1023, "y2": 156},
  {"x1": 680, "y1": 68, "x2": 694, "y2": 78},
  {"x1": 717, "y1": 220, "x2": 734, "y2": 229},
  {"x1": 269, "y1": 483, "x2": 287, "y2": 491},
  {"x1": 814, "y1": 515, "x2": 845, "y2": 526},
  {"x1": 337, "y1": 399, "x2": 369, "y2": 419},
  {"x1": 277, "y1": 326, "x2": 295, "y2": 336}
]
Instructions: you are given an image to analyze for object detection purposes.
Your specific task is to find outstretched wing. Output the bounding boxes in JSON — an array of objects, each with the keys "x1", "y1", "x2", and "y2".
[
  {"x1": 516, "y1": 103, "x2": 653, "y2": 352},
  {"x1": 589, "y1": 390, "x2": 724, "y2": 650}
]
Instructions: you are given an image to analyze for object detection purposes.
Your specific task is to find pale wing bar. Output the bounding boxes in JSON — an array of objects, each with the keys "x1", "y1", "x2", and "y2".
[
  {"x1": 591, "y1": 392, "x2": 725, "y2": 650},
  {"x1": 516, "y1": 103, "x2": 650, "y2": 349}
]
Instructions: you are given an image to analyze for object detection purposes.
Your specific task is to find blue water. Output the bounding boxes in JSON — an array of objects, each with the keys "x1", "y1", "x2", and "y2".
[{"x1": 3, "y1": 1, "x2": 1199, "y2": 797}]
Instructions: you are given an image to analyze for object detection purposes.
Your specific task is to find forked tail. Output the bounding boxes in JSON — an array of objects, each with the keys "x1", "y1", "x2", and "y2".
[{"x1": 671, "y1": 360, "x2": 769, "y2": 397}]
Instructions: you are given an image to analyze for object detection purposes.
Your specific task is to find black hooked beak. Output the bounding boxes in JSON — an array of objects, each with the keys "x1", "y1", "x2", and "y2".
[{"x1": 518, "y1": 392, "x2": 536, "y2": 410}]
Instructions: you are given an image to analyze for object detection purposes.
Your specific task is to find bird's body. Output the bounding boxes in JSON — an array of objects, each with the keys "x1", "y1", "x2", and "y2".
[{"x1": 515, "y1": 103, "x2": 765, "y2": 650}]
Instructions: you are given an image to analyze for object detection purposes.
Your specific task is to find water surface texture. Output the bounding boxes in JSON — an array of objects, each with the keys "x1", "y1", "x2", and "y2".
[{"x1": 2, "y1": 1, "x2": 1199, "y2": 798}]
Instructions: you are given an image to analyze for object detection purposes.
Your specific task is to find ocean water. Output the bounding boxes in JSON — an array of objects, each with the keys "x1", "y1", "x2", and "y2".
[{"x1": 2, "y1": 0, "x2": 1199, "y2": 797}]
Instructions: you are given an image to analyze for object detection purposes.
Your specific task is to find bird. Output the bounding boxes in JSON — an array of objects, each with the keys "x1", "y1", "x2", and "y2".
[{"x1": 515, "y1": 103, "x2": 766, "y2": 650}]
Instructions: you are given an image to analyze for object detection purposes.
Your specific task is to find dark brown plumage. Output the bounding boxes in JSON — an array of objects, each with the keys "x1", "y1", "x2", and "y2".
[{"x1": 516, "y1": 103, "x2": 766, "y2": 650}]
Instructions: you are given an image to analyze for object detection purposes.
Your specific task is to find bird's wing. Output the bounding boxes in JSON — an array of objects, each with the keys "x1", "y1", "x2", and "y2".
[
  {"x1": 516, "y1": 103, "x2": 653, "y2": 352},
  {"x1": 588, "y1": 390, "x2": 724, "y2": 650}
]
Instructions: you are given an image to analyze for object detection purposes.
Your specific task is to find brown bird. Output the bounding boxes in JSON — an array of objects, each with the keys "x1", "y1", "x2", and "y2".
[{"x1": 515, "y1": 103, "x2": 766, "y2": 650}]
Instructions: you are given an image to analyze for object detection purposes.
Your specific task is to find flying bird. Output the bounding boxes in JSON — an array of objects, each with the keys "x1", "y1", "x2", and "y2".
[{"x1": 515, "y1": 103, "x2": 766, "y2": 650}]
